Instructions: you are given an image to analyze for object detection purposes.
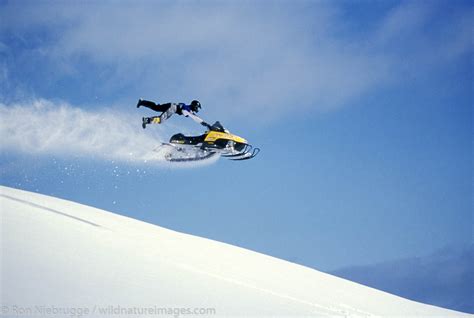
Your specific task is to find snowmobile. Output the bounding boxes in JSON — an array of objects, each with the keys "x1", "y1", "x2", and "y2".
[{"x1": 155, "y1": 121, "x2": 260, "y2": 162}]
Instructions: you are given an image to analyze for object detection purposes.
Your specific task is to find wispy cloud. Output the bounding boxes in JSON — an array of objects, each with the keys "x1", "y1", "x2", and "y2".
[
  {"x1": 0, "y1": 1, "x2": 471, "y2": 124},
  {"x1": 0, "y1": 99, "x2": 190, "y2": 164},
  {"x1": 374, "y1": 1, "x2": 473, "y2": 73}
]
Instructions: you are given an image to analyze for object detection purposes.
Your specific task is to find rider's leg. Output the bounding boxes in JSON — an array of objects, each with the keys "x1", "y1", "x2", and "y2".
[
  {"x1": 137, "y1": 100, "x2": 172, "y2": 112},
  {"x1": 142, "y1": 104, "x2": 178, "y2": 128}
]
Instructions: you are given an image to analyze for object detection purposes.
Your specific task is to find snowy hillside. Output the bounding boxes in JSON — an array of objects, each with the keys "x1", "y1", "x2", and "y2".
[{"x1": 0, "y1": 186, "x2": 469, "y2": 317}]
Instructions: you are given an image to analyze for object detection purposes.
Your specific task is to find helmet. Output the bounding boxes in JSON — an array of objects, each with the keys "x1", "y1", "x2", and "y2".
[{"x1": 190, "y1": 100, "x2": 201, "y2": 112}]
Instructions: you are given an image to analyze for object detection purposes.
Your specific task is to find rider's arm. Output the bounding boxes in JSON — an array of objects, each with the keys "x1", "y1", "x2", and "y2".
[{"x1": 182, "y1": 110, "x2": 211, "y2": 129}]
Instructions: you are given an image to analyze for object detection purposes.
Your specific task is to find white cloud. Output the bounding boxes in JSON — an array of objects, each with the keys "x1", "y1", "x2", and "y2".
[
  {"x1": 0, "y1": 1, "x2": 472, "y2": 124},
  {"x1": 374, "y1": 2, "x2": 473, "y2": 73},
  {"x1": 375, "y1": 2, "x2": 432, "y2": 43}
]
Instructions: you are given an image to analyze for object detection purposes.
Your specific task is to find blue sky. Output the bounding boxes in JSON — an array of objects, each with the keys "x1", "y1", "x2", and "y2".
[{"x1": 0, "y1": 0, "x2": 472, "y2": 304}]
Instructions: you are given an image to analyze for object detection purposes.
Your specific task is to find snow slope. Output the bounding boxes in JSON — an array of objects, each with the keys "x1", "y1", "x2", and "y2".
[{"x1": 0, "y1": 186, "x2": 470, "y2": 317}]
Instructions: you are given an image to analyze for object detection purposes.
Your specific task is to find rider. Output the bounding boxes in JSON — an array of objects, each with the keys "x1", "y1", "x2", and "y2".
[{"x1": 137, "y1": 99, "x2": 211, "y2": 129}]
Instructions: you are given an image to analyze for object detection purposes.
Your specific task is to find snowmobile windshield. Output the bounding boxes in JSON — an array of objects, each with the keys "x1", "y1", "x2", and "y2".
[{"x1": 210, "y1": 121, "x2": 226, "y2": 132}]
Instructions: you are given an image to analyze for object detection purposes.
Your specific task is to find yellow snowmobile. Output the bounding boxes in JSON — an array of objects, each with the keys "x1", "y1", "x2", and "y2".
[{"x1": 156, "y1": 122, "x2": 260, "y2": 162}]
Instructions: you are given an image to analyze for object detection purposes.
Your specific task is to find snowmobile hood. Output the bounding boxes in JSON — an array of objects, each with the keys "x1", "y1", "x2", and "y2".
[{"x1": 204, "y1": 131, "x2": 247, "y2": 144}]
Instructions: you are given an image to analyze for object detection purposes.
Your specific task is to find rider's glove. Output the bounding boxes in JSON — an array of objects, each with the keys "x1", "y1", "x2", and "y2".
[{"x1": 201, "y1": 122, "x2": 212, "y2": 129}]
